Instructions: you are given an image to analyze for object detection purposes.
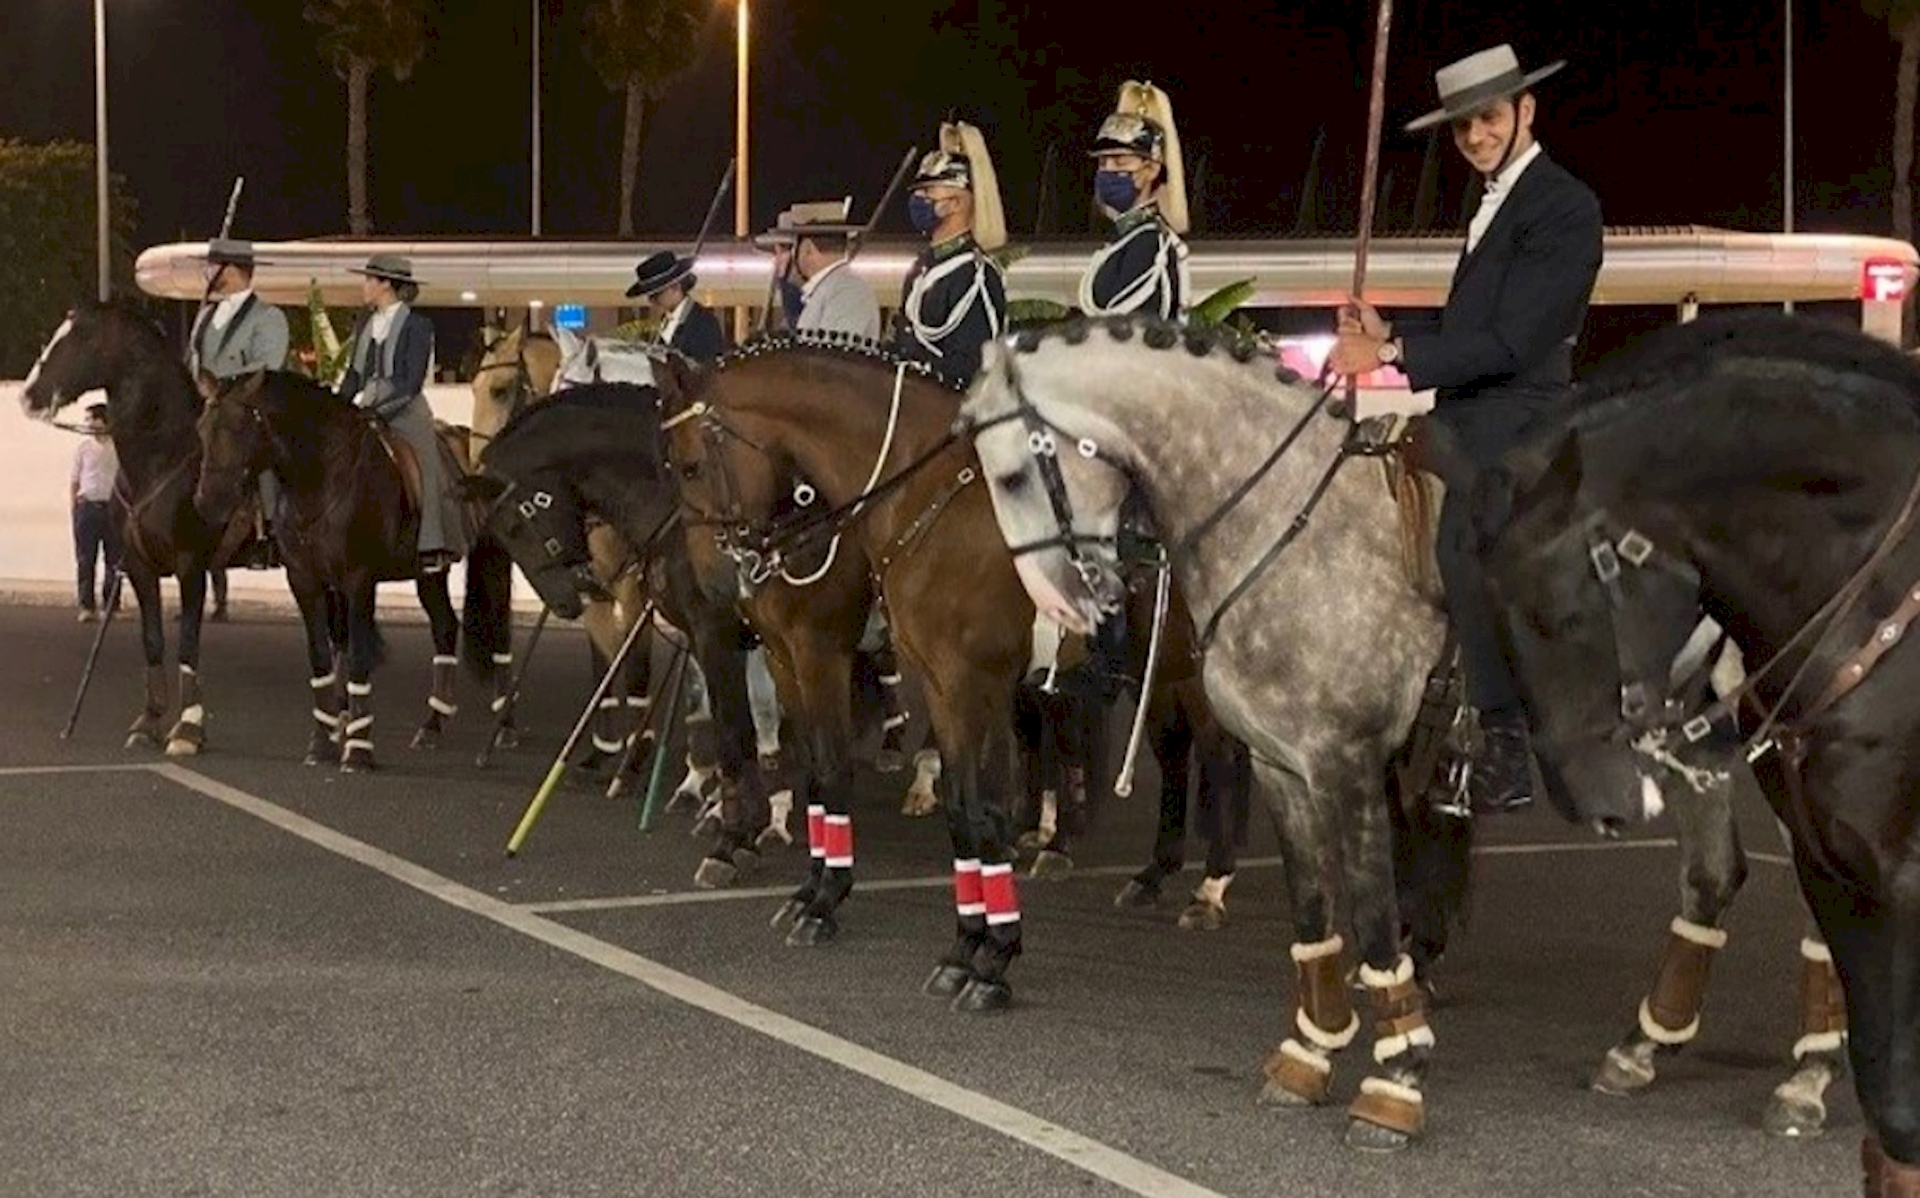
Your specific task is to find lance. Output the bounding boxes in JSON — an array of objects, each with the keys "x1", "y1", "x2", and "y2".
[
  {"x1": 1335, "y1": 0, "x2": 1394, "y2": 421},
  {"x1": 474, "y1": 605, "x2": 550, "y2": 769},
  {"x1": 689, "y1": 159, "x2": 736, "y2": 263}
]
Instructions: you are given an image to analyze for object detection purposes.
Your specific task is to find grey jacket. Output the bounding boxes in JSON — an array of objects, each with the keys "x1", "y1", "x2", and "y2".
[
  {"x1": 796, "y1": 261, "x2": 881, "y2": 340},
  {"x1": 189, "y1": 293, "x2": 291, "y2": 379}
]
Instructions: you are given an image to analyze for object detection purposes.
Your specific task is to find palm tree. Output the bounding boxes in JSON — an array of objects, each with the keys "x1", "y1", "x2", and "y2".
[
  {"x1": 581, "y1": 0, "x2": 706, "y2": 237},
  {"x1": 303, "y1": 0, "x2": 430, "y2": 235}
]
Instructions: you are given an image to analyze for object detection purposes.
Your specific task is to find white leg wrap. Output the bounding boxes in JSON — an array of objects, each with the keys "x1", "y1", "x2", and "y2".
[
  {"x1": 347, "y1": 681, "x2": 373, "y2": 697},
  {"x1": 343, "y1": 739, "x2": 375, "y2": 754},
  {"x1": 312, "y1": 709, "x2": 340, "y2": 728},
  {"x1": 1358, "y1": 955, "x2": 1415, "y2": 989},
  {"x1": 1800, "y1": 937, "x2": 1831, "y2": 963},
  {"x1": 490, "y1": 695, "x2": 510, "y2": 713},
  {"x1": 432, "y1": 654, "x2": 456, "y2": 666},
  {"x1": 1639, "y1": 998, "x2": 1700, "y2": 1046},
  {"x1": 592, "y1": 735, "x2": 625, "y2": 753},
  {"x1": 1278, "y1": 1037, "x2": 1332, "y2": 1074},
  {"x1": 492, "y1": 652, "x2": 513, "y2": 666},
  {"x1": 345, "y1": 715, "x2": 373, "y2": 736},
  {"x1": 766, "y1": 789, "x2": 793, "y2": 843},
  {"x1": 879, "y1": 673, "x2": 902, "y2": 686},
  {"x1": 179, "y1": 664, "x2": 196, "y2": 677},
  {"x1": 1297, "y1": 1006, "x2": 1361, "y2": 1052},
  {"x1": 1792, "y1": 1030, "x2": 1846, "y2": 1060},
  {"x1": 428, "y1": 697, "x2": 457, "y2": 716},
  {"x1": 1374, "y1": 1024, "x2": 1437, "y2": 1064},
  {"x1": 1037, "y1": 790, "x2": 1058, "y2": 839},
  {"x1": 882, "y1": 712, "x2": 908, "y2": 730},
  {"x1": 309, "y1": 672, "x2": 338, "y2": 690},
  {"x1": 1193, "y1": 874, "x2": 1232, "y2": 908},
  {"x1": 1291, "y1": 934, "x2": 1345, "y2": 964},
  {"x1": 1670, "y1": 916, "x2": 1729, "y2": 948},
  {"x1": 178, "y1": 704, "x2": 205, "y2": 727},
  {"x1": 1359, "y1": 1076, "x2": 1425, "y2": 1108}
]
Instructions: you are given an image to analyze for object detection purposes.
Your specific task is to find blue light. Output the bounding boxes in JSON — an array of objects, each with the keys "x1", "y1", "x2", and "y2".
[{"x1": 552, "y1": 303, "x2": 588, "y2": 330}]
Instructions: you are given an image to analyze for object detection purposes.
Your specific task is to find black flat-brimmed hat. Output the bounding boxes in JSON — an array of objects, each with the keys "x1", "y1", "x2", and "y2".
[
  {"x1": 625, "y1": 250, "x2": 695, "y2": 298},
  {"x1": 1405, "y1": 44, "x2": 1565, "y2": 133},
  {"x1": 203, "y1": 238, "x2": 257, "y2": 268},
  {"x1": 346, "y1": 253, "x2": 420, "y2": 285}
]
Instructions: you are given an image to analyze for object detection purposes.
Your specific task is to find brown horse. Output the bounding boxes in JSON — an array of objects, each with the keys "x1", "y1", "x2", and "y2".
[{"x1": 656, "y1": 331, "x2": 1258, "y2": 1006}]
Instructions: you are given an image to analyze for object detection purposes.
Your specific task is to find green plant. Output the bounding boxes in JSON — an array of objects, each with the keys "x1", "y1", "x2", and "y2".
[{"x1": 296, "y1": 279, "x2": 355, "y2": 384}]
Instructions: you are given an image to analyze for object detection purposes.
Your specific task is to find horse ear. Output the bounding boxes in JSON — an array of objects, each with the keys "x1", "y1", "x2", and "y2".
[
  {"x1": 978, "y1": 337, "x2": 1009, "y2": 383},
  {"x1": 457, "y1": 473, "x2": 509, "y2": 502}
]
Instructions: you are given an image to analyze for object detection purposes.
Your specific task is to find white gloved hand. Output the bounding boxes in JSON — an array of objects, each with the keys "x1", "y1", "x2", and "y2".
[{"x1": 352, "y1": 387, "x2": 376, "y2": 410}]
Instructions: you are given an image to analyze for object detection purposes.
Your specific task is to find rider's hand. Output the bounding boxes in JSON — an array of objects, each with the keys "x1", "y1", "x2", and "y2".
[{"x1": 1339, "y1": 295, "x2": 1390, "y2": 341}]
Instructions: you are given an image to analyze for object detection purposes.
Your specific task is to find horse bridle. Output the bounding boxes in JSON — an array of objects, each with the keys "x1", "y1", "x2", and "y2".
[{"x1": 468, "y1": 336, "x2": 541, "y2": 445}]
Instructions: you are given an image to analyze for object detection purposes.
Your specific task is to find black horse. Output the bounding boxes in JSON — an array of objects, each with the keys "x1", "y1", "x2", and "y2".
[
  {"x1": 20, "y1": 303, "x2": 242, "y2": 754},
  {"x1": 191, "y1": 369, "x2": 510, "y2": 770},
  {"x1": 1445, "y1": 312, "x2": 1920, "y2": 1194},
  {"x1": 458, "y1": 382, "x2": 773, "y2": 881}
]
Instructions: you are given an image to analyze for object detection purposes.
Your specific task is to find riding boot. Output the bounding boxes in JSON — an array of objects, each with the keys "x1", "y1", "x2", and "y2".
[{"x1": 1469, "y1": 706, "x2": 1535, "y2": 814}]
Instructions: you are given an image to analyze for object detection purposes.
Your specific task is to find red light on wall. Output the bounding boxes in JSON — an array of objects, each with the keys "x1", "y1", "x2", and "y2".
[{"x1": 1862, "y1": 259, "x2": 1909, "y2": 302}]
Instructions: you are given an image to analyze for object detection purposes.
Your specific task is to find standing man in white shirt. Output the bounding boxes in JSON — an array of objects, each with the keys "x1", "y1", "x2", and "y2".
[{"x1": 71, "y1": 403, "x2": 120, "y2": 622}]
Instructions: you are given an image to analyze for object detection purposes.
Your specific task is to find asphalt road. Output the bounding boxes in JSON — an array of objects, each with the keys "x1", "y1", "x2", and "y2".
[{"x1": 0, "y1": 600, "x2": 1865, "y2": 1197}]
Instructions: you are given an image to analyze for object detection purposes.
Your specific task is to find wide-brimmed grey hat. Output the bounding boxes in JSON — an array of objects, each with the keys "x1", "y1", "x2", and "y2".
[
  {"x1": 346, "y1": 253, "x2": 420, "y2": 284},
  {"x1": 751, "y1": 199, "x2": 863, "y2": 251},
  {"x1": 1405, "y1": 45, "x2": 1565, "y2": 133},
  {"x1": 203, "y1": 238, "x2": 257, "y2": 268}
]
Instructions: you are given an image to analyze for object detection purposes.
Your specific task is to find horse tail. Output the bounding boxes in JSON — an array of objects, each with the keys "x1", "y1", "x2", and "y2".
[
  {"x1": 1387, "y1": 653, "x2": 1477, "y2": 979},
  {"x1": 461, "y1": 533, "x2": 514, "y2": 683}
]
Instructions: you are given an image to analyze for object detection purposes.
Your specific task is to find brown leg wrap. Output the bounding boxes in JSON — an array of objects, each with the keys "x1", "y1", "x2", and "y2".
[
  {"x1": 1645, "y1": 925, "x2": 1722, "y2": 1038},
  {"x1": 1261, "y1": 1043, "x2": 1332, "y2": 1104},
  {"x1": 1800, "y1": 948, "x2": 1848, "y2": 1043},
  {"x1": 1349, "y1": 1083, "x2": 1425, "y2": 1137},
  {"x1": 1297, "y1": 949, "x2": 1356, "y2": 1045},
  {"x1": 1369, "y1": 976, "x2": 1432, "y2": 1051},
  {"x1": 1864, "y1": 1136, "x2": 1920, "y2": 1197}
]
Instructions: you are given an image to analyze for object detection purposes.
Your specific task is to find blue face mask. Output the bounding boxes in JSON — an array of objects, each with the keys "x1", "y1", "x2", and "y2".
[
  {"x1": 907, "y1": 193, "x2": 941, "y2": 233},
  {"x1": 1095, "y1": 170, "x2": 1139, "y2": 214},
  {"x1": 777, "y1": 276, "x2": 804, "y2": 323}
]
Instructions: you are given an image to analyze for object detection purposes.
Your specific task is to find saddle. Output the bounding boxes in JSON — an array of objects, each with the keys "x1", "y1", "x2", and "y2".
[{"x1": 367, "y1": 417, "x2": 485, "y2": 553}]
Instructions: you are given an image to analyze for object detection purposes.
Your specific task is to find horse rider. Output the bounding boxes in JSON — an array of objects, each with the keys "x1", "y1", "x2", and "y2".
[
  {"x1": 627, "y1": 250, "x2": 729, "y2": 365},
  {"x1": 1080, "y1": 80, "x2": 1192, "y2": 322},
  {"x1": 1328, "y1": 44, "x2": 1604, "y2": 815},
  {"x1": 337, "y1": 254, "x2": 465, "y2": 573},
  {"x1": 190, "y1": 237, "x2": 290, "y2": 582},
  {"x1": 894, "y1": 118, "x2": 1009, "y2": 387},
  {"x1": 758, "y1": 199, "x2": 882, "y2": 339}
]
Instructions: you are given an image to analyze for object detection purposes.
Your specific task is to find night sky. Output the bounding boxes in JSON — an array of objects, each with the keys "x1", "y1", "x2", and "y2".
[{"x1": 1, "y1": 0, "x2": 1902, "y2": 256}]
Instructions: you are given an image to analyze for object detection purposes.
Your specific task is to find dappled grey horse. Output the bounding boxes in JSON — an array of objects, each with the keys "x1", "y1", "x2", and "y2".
[{"x1": 960, "y1": 316, "x2": 1465, "y2": 1152}]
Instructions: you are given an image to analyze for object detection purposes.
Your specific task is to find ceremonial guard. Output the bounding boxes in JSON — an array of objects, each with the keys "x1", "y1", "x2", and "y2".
[
  {"x1": 1330, "y1": 45, "x2": 1604, "y2": 814},
  {"x1": 1080, "y1": 81, "x2": 1192, "y2": 321},
  {"x1": 626, "y1": 250, "x2": 729, "y2": 364},
  {"x1": 757, "y1": 200, "x2": 882, "y2": 339},
  {"x1": 190, "y1": 237, "x2": 290, "y2": 577},
  {"x1": 337, "y1": 254, "x2": 465, "y2": 573},
  {"x1": 895, "y1": 119, "x2": 1008, "y2": 386}
]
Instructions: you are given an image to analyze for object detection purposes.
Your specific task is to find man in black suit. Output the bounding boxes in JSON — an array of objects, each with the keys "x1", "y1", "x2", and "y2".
[
  {"x1": 1330, "y1": 44, "x2": 1604, "y2": 815},
  {"x1": 627, "y1": 251, "x2": 729, "y2": 365}
]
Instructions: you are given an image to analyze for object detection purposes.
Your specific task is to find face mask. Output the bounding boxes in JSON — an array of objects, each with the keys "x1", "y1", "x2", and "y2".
[
  {"x1": 778, "y1": 277, "x2": 804, "y2": 323},
  {"x1": 907, "y1": 193, "x2": 941, "y2": 233},
  {"x1": 1095, "y1": 170, "x2": 1140, "y2": 214}
]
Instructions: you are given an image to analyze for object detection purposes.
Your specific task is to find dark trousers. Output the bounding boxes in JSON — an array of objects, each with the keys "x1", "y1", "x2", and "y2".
[
  {"x1": 1428, "y1": 390, "x2": 1560, "y2": 714},
  {"x1": 73, "y1": 500, "x2": 120, "y2": 610}
]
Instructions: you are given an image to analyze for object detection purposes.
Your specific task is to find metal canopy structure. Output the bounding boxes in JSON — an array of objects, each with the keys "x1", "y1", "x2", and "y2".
[{"x1": 135, "y1": 227, "x2": 1918, "y2": 313}]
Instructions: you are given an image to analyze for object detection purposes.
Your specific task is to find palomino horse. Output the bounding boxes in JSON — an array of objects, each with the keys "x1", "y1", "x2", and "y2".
[
  {"x1": 460, "y1": 381, "x2": 775, "y2": 885},
  {"x1": 960, "y1": 314, "x2": 1485, "y2": 1149},
  {"x1": 1456, "y1": 313, "x2": 1907, "y2": 1190},
  {"x1": 20, "y1": 303, "x2": 239, "y2": 755},
  {"x1": 193, "y1": 369, "x2": 504, "y2": 769}
]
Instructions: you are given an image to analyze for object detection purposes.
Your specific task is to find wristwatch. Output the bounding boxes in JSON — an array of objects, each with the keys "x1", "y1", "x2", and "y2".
[{"x1": 1376, "y1": 338, "x2": 1402, "y2": 365}]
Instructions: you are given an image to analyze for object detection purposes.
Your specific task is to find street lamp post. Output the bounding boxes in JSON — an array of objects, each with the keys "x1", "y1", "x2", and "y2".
[
  {"x1": 1784, "y1": 0, "x2": 1794, "y2": 313},
  {"x1": 94, "y1": 0, "x2": 110, "y2": 302},
  {"x1": 532, "y1": 0, "x2": 542, "y2": 238},
  {"x1": 733, "y1": 0, "x2": 750, "y2": 338}
]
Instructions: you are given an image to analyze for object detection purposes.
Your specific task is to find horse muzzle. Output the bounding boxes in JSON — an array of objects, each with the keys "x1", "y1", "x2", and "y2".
[
  {"x1": 1014, "y1": 550, "x2": 1124, "y2": 636},
  {"x1": 1530, "y1": 737, "x2": 1667, "y2": 836}
]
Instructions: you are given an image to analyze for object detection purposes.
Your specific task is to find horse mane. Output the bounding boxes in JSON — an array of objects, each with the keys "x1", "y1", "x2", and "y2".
[
  {"x1": 490, "y1": 380, "x2": 659, "y2": 446},
  {"x1": 1006, "y1": 313, "x2": 1308, "y2": 387},
  {"x1": 718, "y1": 329, "x2": 961, "y2": 391},
  {"x1": 1575, "y1": 312, "x2": 1920, "y2": 422}
]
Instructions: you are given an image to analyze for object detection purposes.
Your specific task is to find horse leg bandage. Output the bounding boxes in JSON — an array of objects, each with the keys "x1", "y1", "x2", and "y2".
[
  {"x1": 1640, "y1": 916, "x2": 1728, "y2": 1045},
  {"x1": 981, "y1": 862, "x2": 1019, "y2": 926},
  {"x1": 807, "y1": 805, "x2": 827, "y2": 864},
  {"x1": 1262, "y1": 935, "x2": 1357, "y2": 1105},
  {"x1": 823, "y1": 814, "x2": 853, "y2": 869},
  {"x1": 1794, "y1": 937, "x2": 1848, "y2": 1060},
  {"x1": 428, "y1": 655, "x2": 458, "y2": 717},
  {"x1": 1347, "y1": 954, "x2": 1432, "y2": 1137},
  {"x1": 592, "y1": 695, "x2": 625, "y2": 755}
]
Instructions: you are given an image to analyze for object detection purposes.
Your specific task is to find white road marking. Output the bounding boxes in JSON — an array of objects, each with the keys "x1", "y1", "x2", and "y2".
[
  {"x1": 151, "y1": 764, "x2": 1229, "y2": 1198},
  {"x1": 0, "y1": 763, "x2": 167, "y2": 777}
]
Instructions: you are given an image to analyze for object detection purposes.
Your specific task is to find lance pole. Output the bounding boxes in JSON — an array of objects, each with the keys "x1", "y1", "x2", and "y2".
[{"x1": 1337, "y1": 0, "x2": 1394, "y2": 421}]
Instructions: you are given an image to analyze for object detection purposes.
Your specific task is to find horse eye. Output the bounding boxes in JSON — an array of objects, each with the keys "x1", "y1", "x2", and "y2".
[
  {"x1": 680, "y1": 462, "x2": 701, "y2": 481},
  {"x1": 996, "y1": 470, "x2": 1027, "y2": 494}
]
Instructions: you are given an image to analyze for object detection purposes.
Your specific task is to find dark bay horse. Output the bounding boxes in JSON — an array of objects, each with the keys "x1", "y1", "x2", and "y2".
[
  {"x1": 656, "y1": 331, "x2": 1275, "y2": 1010},
  {"x1": 1452, "y1": 313, "x2": 1920, "y2": 1192},
  {"x1": 20, "y1": 303, "x2": 242, "y2": 754},
  {"x1": 192, "y1": 369, "x2": 509, "y2": 770},
  {"x1": 458, "y1": 382, "x2": 774, "y2": 883}
]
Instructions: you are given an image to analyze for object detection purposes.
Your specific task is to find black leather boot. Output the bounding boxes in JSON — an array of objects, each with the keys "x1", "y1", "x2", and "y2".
[{"x1": 1469, "y1": 708, "x2": 1535, "y2": 814}]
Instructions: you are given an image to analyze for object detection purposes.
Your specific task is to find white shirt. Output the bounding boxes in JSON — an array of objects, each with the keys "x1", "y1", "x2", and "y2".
[
  {"x1": 800, "y1": 257, "x2": 850, "y2": 301},
  {"x1": 368, "y1": 301, "x2": 403, "y2": 343},
  {"x1": 658, "y1": 295, "x2": 693, "y2": 346},
  {"x1": 210, "y1": 288, "x2": 254, "y2": 331},
  {"x1": 72, "y1": 436, "x2": 118, "y2": 502},
  {"x1": 1466, "y1": 140, "x2": 1543, "y2": 254}
]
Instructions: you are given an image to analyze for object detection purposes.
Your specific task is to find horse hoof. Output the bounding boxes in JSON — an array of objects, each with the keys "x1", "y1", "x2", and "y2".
[
  {"x1": 899, "y1": 789, "x2": 939, "y2": 818},
  {"x1": 124, "y1": 732, "x2": 158, "y2": 751},
  {"x1": 163, "y1": 736, "x2": 202, "y2": 758},
  {"x1": 1344, "y1": 1118, "x2": 1414, "y2": 1154},
  {"x1": 874, "y1": 748, "x2": 907, "y2": 774},
  {"x1": 753, "y1": 825, "x2": 791, "y2": 853},
  {"x1": 666, "y1": 789, "x2": 698, "y2": 814},
  {"x1": 923, "y1": 964, "x2": 972, "y2": 999},
  {"x1": 786, "y1": 915, "x2": 837, "y2": 947},
  {"x1": 304, "y1": 751, "x2": 325, "y2": 767},
  {"x1": 1762, "y1": 1091, "x2": 1828, "y2": 1138},
  {"x1": 730, "y1": 847, "x2": 763, "y2": 877},
  {"x1": 409, "y1": 728, "x2": 439, "y2": 750},
  {"x1": 1178, "y1": 901, "x2": 1226, "y2": 932},
  {"x1": 1590, "y1": 1047, "x2": 1656, "y2": 1096},
  {"x1": 493, "y1": 726, "x2": 521, "y2": 750},
  {"x1": 340, "y1": 757, "x2": 376, "y2": 774},
  {"x1": 951, "y1": 978, "x2": 1013, "y2": 1014},
  {"x1": 692, "y1": 857, "x2": 737, "y2": 890},
  {"x1": 1114, "y1": 879, "x2": 1162, "y2": 908},
  {"x1": 1028, "y1": 850, "x2": 1073, "y2": 880},
  {"x1": 1014, "y1": 830, "x2": 1048, "y2": 854},
  {"x1": 770, "y1": 898, "x2": 807, "y2": 929},
  {"x1": 690, "y1": 813, "x2": 721, "y2": 840}
]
